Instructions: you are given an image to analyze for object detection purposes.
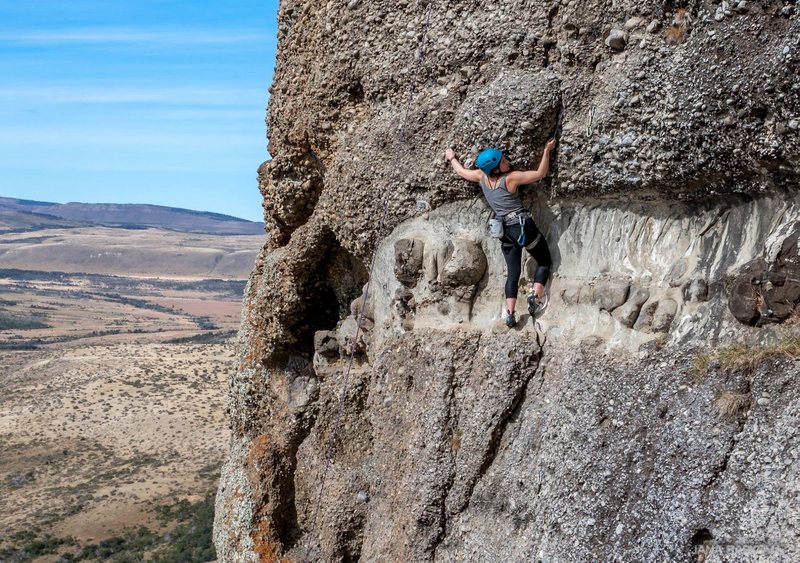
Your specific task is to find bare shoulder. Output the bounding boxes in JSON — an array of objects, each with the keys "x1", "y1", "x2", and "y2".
[
  {"x1": 507, "y1": 169, "x2": 543, "y2": 188},
  {"x1": 506, "y1": 170, "x2": 527, "y2": 182},
  {"x1": 505, "y1": 171, "x2": 524, "y2": 191}
]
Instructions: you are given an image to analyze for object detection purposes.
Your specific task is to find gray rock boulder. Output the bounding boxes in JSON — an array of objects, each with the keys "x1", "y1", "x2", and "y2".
[
  {"x1": 439, "y1": 239, "x2": 487, "y2": 289},
  {"x1": 728, "y1": 277, "x2": 761, "y2": 326},
  {"x1": 591, "y1": 280, "x2": 630, "y2": 312},
  {"x1": 651, "y1": 298, "x2": 678, "y2": 333},
  {"x1": 313, "y1": 330, "x2": 339, "y2": 358},
  {"x1": 633, "y1": 300, "x2": 659, "y2": 332},
  {"x1": 614, "y1": 287, "x2": 650, "y2": 328}
]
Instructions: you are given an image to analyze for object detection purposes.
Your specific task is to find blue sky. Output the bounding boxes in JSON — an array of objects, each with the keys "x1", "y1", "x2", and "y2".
[{"x1": 0, "y1": 1, "x2": 279, "y2": 222}]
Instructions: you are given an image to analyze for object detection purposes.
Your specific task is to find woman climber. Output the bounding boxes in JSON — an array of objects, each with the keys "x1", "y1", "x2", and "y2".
[{"x1": 445, "y1": 139, "x2": 557, "y2": 328}]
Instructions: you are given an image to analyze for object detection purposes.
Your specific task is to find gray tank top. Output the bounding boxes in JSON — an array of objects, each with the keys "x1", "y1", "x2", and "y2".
[{"x1": 479, "y1": 174, "x2": 524, "y2": 217}]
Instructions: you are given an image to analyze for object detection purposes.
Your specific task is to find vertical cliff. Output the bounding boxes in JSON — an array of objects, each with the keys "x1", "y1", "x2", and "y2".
[{"x1": 215, "y1": 1, "x2": 800, "y2": 561}]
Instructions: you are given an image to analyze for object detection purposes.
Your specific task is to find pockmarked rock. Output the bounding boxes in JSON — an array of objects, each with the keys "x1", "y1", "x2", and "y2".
[
  {"x1": 215, "y1": 0, "x2": 800, "y2": 561},
  {"x1": 313, "y1": 330, "x2": 339, "y2": 358},
  {"x1": 394, "y1": 238, "x2": 425, "y2": 287},
  {"x1": 605, "y1": 29, "x2": 628, "y2": 51}
]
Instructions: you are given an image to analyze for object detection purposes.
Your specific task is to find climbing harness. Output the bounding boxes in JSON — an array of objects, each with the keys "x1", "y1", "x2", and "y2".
[
  {"x1": 302, "y1": 2, "x2": 437, "y2": 561},
  {"x1": 502, "y1": 209, "x2": 534, "y2": 247},
  {"x1": 504, "y1": 209, "x2": 530, "y2": 223},
  {"x1": 525, "y1": 231, "x2": 543, "y2": 251}
]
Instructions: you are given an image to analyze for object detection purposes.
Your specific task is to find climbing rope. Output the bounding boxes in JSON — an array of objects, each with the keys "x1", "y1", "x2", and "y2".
[{"x1": 302, "y1": 2, "x2": 437, "y2": 560}]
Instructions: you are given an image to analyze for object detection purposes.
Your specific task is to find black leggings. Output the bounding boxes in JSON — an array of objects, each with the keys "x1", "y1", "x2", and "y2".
[{"x1": 501, "y1": 219, "x2": 552, "y2": 299}]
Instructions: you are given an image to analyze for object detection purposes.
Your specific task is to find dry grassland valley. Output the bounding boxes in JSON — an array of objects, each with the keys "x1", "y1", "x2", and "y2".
[{"x1": 0, "y1": 203, "x2": 264, "y2": 562}]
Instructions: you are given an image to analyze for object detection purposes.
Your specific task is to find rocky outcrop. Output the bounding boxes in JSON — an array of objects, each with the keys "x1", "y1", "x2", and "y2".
[
  {"x1": 727, "y1": 221, "x2": 800, "y2": 325},
  {"x1": 215, "y1": 1, "x2": 800, "y2": 561}
]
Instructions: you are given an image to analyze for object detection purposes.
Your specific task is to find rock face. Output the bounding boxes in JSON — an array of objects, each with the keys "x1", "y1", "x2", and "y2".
[{"x1": 215, "y1": 2, "x2": 800, "y2": 562}]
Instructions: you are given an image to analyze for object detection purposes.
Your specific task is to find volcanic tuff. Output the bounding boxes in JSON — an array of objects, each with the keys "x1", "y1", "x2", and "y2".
[{"x1": 215, "y1": 1, "x2": 800, "y2": 561}]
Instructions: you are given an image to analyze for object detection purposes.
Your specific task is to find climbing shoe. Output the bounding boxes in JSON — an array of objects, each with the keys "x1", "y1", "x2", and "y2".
[
  {"x1": 527, "y1": 293, "x2": 537, "y2": 316},
  {"x1": 528, "y1": 293, "x2": 548, "y2": 317},
  {"x1": 505, "y1": 309, "x2": 517, "y2": 328}
]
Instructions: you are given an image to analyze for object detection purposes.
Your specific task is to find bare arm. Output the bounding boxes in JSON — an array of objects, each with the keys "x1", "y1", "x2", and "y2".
[
  {"x1": 445, "y1": 148, "x2": 482, "y2": 183},
  {"x1": 506, "y1": 138, "x2": 557, "y2": 190}
]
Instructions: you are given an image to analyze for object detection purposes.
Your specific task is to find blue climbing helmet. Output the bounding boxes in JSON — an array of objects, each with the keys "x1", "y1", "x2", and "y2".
[{"x1": 475, "y1": 148, "x2": 503, "y2": 175}]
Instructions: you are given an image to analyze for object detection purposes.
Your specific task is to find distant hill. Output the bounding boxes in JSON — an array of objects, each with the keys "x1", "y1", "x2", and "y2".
[
  {"x1": 0, "y1": 226, "x2": 263, "y2": 279},
  {"x1": 0, "y1": 208, "x2": 84, "y2": 232},
  {"x1": 0, "y1": 197, "x2": 265, "y2": 235}
]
